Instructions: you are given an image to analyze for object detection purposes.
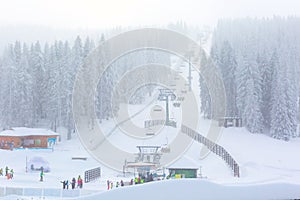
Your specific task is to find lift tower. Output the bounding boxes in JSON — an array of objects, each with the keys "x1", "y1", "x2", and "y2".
[{"x1": 158, "y1": 89, "x2": 176, "y2": 127}]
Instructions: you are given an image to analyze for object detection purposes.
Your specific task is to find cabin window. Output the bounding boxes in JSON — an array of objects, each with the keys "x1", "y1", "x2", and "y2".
[
  {"x1": 35, "y1": 139, "x2": 41, "y2": 145},
  {"x1": 23, "y1": 139, "x2": 34, "y2": 146}
]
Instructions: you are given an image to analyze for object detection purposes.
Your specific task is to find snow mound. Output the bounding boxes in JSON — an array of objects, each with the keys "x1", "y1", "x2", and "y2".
[{"x1": 76, "y1": 179, "x2": 300, "y2": 200}]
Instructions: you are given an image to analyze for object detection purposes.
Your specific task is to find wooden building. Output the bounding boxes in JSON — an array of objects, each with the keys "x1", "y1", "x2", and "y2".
[{"x1": 0, "y1": 127, "x2": 59, "y2": 150}]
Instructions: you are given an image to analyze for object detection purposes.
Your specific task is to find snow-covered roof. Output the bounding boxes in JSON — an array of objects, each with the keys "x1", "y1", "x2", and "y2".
[
  {"x1": 167, "y1": 156, "x2": 199, "y2": 169},
  {"x1": 0, "y1": 127, "x2": 59, "y2": 137}
]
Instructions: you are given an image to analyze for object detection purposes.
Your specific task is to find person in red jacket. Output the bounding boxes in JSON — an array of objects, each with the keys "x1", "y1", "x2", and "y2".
[{"x1": 77, "y1": 175, "x2": 83, "y2": 188}]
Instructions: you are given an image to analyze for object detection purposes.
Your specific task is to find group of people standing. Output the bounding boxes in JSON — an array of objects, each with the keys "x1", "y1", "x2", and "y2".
[
  {"x1": 133, "y1": 173, "x2": 155, "y2": 184},
  {"x1": 0, "y1": 166, "x2": 14, "y2": 179},
  {"x1": 106, "y1": 173, "x2": 157, "y2": 190},
  {"x1": 61, "y1": 175, "x2": 83, "y2": 190},
  {"x1": 106, "y1": 179, "x2": 125, "y2": 190}
]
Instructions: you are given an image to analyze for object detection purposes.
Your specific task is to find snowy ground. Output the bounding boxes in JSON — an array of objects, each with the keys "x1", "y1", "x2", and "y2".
[
  {"x1": 76, "y1": 179, "x2": 300, "y2": 200},
  {"x1": 1, "y1": 110, "x2": 300, "y2": 200}
]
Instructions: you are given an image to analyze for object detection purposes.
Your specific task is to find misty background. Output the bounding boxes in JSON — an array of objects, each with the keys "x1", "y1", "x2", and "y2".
[
  {"x1": 0, "y1": 0, "x2": 299, "y2": 141},
  {"x1": 0, "y1": 0, "x2": 299, "y2": 52}
]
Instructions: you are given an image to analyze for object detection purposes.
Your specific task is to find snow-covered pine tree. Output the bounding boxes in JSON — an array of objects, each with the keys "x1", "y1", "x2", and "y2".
[
  {"x1": 43, "y1": 43, "x2": 57, "y2": 131},
  {"x1": 270, "y1": 47, "x2": 298, "y2": 140},
  {"x1": 12, "y1": 41, "x2": 23, "y2": 126},
  {"x1": 199, "y1": 51, "x2": 212, "y2": 119},
  {"x1": 259, "y1": 50, "x2": 274, "y2": 128},
  {"x1": 16, "y1": 43, "x2": 33, "y2": 127},
  {"x1": 1, "y1": 44, "x2": 18, "y2": 128},
  {"x1": 236, "y1": 43, "x2": 263, "y2": 133},
  {"x1": 270, "y1": 57, "x2": 290, "y2": 140},
  {"x1": 30, "y1": 41, "x2": 46, "y2": 122},
  {"x1": 61, "y1": 41, "x2": 73, "y2": 139},
  {"x1": 219, "y1": 40, "x2": 237, "y2": 117}
]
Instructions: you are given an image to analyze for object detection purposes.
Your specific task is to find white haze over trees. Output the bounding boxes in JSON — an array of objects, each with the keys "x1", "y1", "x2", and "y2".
[
  {"x1": 0, "y1": 17, "x2": 299, "y2": 142},
  {"x1": 0, "y1": 31, "x2": 170, "y2": 139},
  {"x1": 200, "y1": 17, "x2": 300, "y2": 140}
]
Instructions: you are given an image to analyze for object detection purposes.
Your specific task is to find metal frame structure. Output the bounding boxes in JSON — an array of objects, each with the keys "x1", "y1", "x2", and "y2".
[{"x1": 158, "y1": 89, "x2": 177, "y2": 127}]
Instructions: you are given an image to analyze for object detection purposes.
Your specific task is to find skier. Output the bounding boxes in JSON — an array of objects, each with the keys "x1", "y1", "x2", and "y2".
[
  {"x1": 110, "y1": 181, "x2": 113, "y2": 189},
  {"x1": 40, "y1": 170, "x2": 44, "y2": 181},
  {"x1": 10, "y1": 169, "x2": 14, "y2": 179},
  {"x1": 66, "y1": 180, "x2": 69, "y2": 189},
  {"x1": 60, "y1": 180, "x2": 66, "y2": 189},
  {"x1": 5, "y1": 166, "x2": 8, "y2": 176},
  {"x1": 7, "y1": 173, "x2": 11, "y2": 180},
  {"x1": 71, "y1": 178, "x2": 76, "y2": 189},
  {"x1": 134, "y1": 177, "x2": 138, "y2": 185},
  {"x1": 120, "y1": 180, "x2": 124, "y2": 187},
  {"x1": 10, "y1": 140, "x2": 14, "y2": 150},
  {"x1": 80, "y1": 178, "x2": 83, "y2": 188},
  {"x1": 116, "y1": 181, "x2": 119, "y2": 188},
  {"x1": 77, "y1": 175, "x2": 83, "y2": 189},
  {"x1": 0, "y1": 168, "x2": 3, "y2": 176},
  {"x1": 107, "y1": 180, "x2": 110, "y2": 190}
]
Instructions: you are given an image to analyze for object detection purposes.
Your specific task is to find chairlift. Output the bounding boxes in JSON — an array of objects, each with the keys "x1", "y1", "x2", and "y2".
[
  {"x1": 181, "y1": 90, "x2": 187, "y2": 94},
  {"x1": 153, "y1": 105, "x2": 162, "y2": 112},
  {"x1": 146, "y1": 132, "x2": 155, "y2": 136},
  {"x1": 173, "y1": 102, "x2": 181, "y2": 107},
  {"x1": 177, "y1": 97, "x2": 184, "y2": 101},
  {"x1": 170, "y1": 111, "x2": 175, "y2": 120}
]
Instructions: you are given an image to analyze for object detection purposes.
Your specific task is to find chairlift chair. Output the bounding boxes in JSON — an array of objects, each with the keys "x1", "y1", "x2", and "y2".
[{"x1": 173, "y1": 102, "x2": 181, "y2": 107}]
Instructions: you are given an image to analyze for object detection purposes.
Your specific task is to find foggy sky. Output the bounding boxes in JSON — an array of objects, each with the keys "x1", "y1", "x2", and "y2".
[{"x1": 0, "y1": 0, "x2": 299, "y2": 29}]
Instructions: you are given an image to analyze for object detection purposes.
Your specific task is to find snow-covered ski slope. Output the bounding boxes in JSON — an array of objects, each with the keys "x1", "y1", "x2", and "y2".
[
  {"x1": 1, "y1": 56, "x2": 300, "y2": 199},
  {"x1": 1, "y1": 103, "x2": 300, "y2": 199},
  {"x1": 1, "y1": 119, "x2": 300, "y2": 200}
]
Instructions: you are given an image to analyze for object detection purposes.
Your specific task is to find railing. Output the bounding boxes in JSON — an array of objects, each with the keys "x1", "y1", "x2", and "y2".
[
  {"x1": 0, "y1": 187, "x2": 97, "y2": 198},
  {"x1": 181, "y1": 125, "x2": 240, "y2": 177},
  {"x1": 84, "y1": 167, "x2": 101, "y2": 183}
]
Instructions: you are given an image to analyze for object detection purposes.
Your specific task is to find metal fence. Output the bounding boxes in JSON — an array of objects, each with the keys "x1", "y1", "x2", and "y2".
[
  {"x1": 181, "y1": 125, "x2": 240, "y2": 177},
  {"x1": 84, "y1": 167, "x2": 101, "y2": 183},
  {"x1": 0, "y1": 187, "x2": 97, "y2": 198}
]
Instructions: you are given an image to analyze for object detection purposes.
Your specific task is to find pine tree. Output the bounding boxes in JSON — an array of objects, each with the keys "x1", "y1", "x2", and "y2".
[
  {"x1": 270, "y1": 48, "x2": 298, "y2": 140},
  {"x1": 199, "y1": 52, "x2": 212, "y2": 119},
  {"x1": 219, "y1": 41, "x2": 237, "y2": 117},
  {"x1": 0, "y1": 45, "x2": 17, "y2": 127},
  {"x1": 30, "y1": 41, "x2": 45, "y2": 122},
  {"x1": 236, "y1": 49, "x2": 263, "y2": 133},
  {"x1": 261, "y1": 51, "x2": 276, "y2": 128},
  {"x1": 16, "y1": 43, "x2": 33, "y2": 126}
]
